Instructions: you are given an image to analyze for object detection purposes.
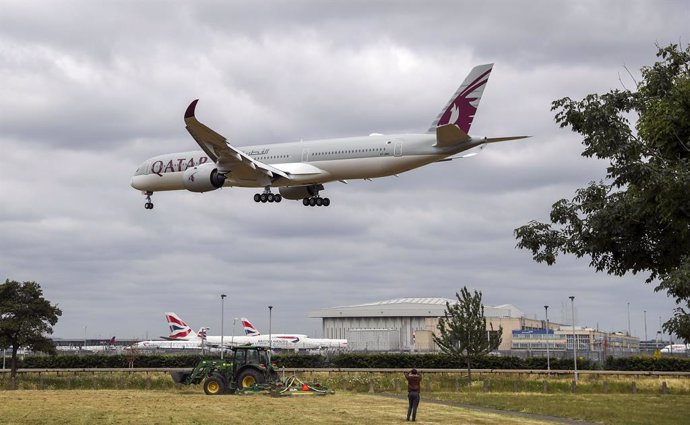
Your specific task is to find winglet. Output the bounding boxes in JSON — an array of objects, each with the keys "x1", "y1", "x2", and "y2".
[{"x1": 184, "y1": 99, "x2": 199, "y2": 119}]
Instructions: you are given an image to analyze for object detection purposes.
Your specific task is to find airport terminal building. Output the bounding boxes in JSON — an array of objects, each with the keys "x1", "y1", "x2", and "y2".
[{"x1": 309, "y1": 297, "x2": 640, "y2": 357}]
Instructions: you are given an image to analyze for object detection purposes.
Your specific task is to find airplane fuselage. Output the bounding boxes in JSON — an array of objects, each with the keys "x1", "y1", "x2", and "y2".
[
  {"x1": 131, "y1": 133, "x2": 484, "y2": 192},
  {"x1": 131, "y1": 64, "x2": 527, "y2": 207}
]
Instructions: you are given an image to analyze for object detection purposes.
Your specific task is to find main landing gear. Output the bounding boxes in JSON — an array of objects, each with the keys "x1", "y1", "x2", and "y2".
[
  {"x1": 143, "y1": 191, "x2": 154, "y2": 209},
  {"x1": 302, "y1": 197, "x2": 330, "y2": 207},
  {"x1": 253, "y1": 188, "x2": 282, "y2": 204}
]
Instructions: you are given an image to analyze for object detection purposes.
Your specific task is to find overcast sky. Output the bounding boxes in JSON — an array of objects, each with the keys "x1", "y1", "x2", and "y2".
[{"x1": 1, "y1": 0, "x2": 688, "y2": 342}]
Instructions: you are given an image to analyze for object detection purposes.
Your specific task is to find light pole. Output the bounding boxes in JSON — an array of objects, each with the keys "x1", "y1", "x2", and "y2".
[
  {"x1": 220, "y1": 294, "x2": 227, "y2": 360},
  {"x1": 627, "y1": 302, "x2": 631, "y2": 336},
  {"x1": 231, "y1": 318, "x2": 237, "y2": 348},
  {"x1": 569, "y1": 296, "x2": 578, "y2": 383},
  {"x1": 656, "y1": 330, "x2": 660, "y2": 352},
  {"x1": 268, "y1": 306, "x2": 273, "y2": 363},
  {"x1": 644, "y1": 310, "x2": 648, "y2": 342},
  {"x1": 544, "y1": 305, "x2": 550, "y2": 373}
]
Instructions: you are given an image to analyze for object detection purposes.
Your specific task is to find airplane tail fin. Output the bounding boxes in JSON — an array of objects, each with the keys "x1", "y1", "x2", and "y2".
[
  {"x1": 428, "y1": 63, "x2": 494, "y2": 134},
  {"x1": 241, "y1": 317, "x2": 261, "y2": 336},
  {"x1": 165, "y1": 312, "x2": 198, "y2": 340}
]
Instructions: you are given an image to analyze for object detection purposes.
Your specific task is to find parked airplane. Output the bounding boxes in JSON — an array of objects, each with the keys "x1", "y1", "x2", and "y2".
[
  {"x1": 163, "y1": 312, "x2": 271, "y2": 348},
  {"x1": 241, "y1": 317, "x2": 347, "y2": 350},
  {"x1": 660, "y1": 344, "x2": 689, "y2": 353},
  {"x1": 131, "y1": 64, "x2": 527, "y2": 208},
  {"x1": 129, "y1": 339, "x2": 206, "y2": 351},
  {"x1": 56, "y1": 336, "x2": 119, "y2": 353}
]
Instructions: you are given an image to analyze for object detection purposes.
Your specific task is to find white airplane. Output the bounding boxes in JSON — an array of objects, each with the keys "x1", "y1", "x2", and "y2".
[
  {"x1": 131, "y1": 64, "x2": 527, "y2": 208},
  {"x1": 241, "y1": 318, "x2": 347, "y2": 350},
  {"x1": 163, "y1": 312, "x2": 255, "y2": 347},
  {"x1": 660, "y1": 344, "x2": 689, "y2": 353},
  {"x1": 129, "y1": 339, "x2": 206, "y2": 351},
  {"x1": 56, "y1": 336, "x2": 120, "y2": 353}
]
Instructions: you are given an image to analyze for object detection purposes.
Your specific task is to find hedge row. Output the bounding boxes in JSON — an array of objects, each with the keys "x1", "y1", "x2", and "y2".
[
  {"x1": 17, "y1": 352, "x2": 603, "y2": 370},
  {"x1": 605, "y1": 356, "x2": 690, "y2": 371},
  {"x1": 281, "y1": 353, "x2": 599, "y2": 370}
]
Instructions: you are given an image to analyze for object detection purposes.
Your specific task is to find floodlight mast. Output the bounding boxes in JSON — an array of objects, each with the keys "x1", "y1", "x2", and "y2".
[
  {"x1": 544, "y1": 305, "x2": 550, "y2": 373},
  {"x1": 220, "y1": 294, "x2": 227, "y2": 360},
  {"x1": 268, "y1": 305, "x2": 273, "y2": 364},
  {"x1": 569, "y1": 296, "x2": 577, "y2": 383}
]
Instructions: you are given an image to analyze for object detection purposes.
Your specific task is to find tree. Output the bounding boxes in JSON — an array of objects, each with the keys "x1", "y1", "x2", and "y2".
[
  {"x1": 433, "y1": 287, "x2": 502, "y2": 383},
  {"x1": 514, "y1": 44, "x2": 690, "y2": 342},
  {"x1": 0, "y1": 279, "x2": 62, "y2": 389}
]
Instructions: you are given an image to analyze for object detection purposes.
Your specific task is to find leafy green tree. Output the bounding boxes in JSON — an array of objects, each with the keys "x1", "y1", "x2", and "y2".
[
  {"x1": 0, "y1": 279, "x2": 62, "y2": 389},
  {"x1": 514, "y1": 44, "x2": 690, "y2": 342},
  {"x1": 433, "y1": 287, "x2": 502, "y2": 383}
]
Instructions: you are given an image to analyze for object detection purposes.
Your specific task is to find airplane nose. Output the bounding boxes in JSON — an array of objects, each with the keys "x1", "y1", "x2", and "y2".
[{"x1": 131, "y1": 175, "x2": 143, "y2": 190}]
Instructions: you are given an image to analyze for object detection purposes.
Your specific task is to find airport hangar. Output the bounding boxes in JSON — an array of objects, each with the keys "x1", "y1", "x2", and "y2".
[
  {"x1": 309, "y1": 298, "x2": 640, "y2": 357},
  {"x1": 309, "y1": 297, "x2": 530, "y2": 352}
]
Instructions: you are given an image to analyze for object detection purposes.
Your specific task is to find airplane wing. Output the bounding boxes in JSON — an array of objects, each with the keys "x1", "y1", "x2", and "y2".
[{"x1": 184, "y1": 100, "x2": 290, "y2": 182}]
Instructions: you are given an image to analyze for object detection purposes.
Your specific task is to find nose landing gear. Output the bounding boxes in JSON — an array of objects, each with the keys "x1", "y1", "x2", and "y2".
[{"x1": 143, "y1": 191, "x2": 154, "y2": 209}]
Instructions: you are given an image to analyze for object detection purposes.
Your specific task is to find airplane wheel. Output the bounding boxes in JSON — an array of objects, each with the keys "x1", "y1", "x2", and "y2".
[
  {"x1": 303, "y1": 198, "x2": 309, "y2": 206},
  {"x1": 144, "y1": 202, "x2": 154, "y2": 209},
  {"x1": 260, "y1": 194, "x2": 268, "y2": 203},
  {"x1": 316, "y1": 198, "x2": 323, "y2": 207},
  {"x1": 322, "y1": 198, "x2": 330, "y2": 207},
  {"x1": 254, "y1": 194, "x2": 261, "y2": 202},
  {"x1": 275, "y1": 194, "x2": 282, "y2": 203},
  {"x1": 267, "y1": 193, "x2": 275, "y2": 203},
  {"x1": 309, "y1": 198, "x2": 317, "y2": 207}
]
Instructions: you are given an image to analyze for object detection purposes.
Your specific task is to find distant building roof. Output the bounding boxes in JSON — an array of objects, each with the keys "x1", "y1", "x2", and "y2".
[{"x1": 309, "y1": 298, "x2": 524, "y2": 319}]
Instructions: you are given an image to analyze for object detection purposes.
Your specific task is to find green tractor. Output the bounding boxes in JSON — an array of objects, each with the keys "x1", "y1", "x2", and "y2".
[{"x1": 171, "y1": 346, "x2": 279, "y2": 395}]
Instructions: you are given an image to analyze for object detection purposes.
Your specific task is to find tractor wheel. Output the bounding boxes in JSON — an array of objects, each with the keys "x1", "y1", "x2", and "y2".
[
  {"x1": 203, "y1": 375, "x2": 226, "y2": 395},
  {"x1": 237, "y1": 369, "x2": 264, "y2": 389}
]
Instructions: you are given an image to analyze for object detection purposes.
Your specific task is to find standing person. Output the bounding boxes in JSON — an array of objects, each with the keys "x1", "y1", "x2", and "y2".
[{"x1": 404, "y1": 368, "x2": 422, "y2": 421}]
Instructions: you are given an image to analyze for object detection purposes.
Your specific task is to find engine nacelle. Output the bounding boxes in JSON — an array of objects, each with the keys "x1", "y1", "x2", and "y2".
[
  {"x1": 182, "y1": 163, "x2": 226, "y2": 193},
  {"x1": 279, "y1": 184, "x2": 324, "y2": 200}
]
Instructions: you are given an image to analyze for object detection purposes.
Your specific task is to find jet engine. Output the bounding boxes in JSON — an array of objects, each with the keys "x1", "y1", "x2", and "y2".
[
  {"x1": 182, "y1": 163, "x2": 226, "y2": 192},
  {"x1": 279, "y1": 184, "x2": 324, "y2": 200}
]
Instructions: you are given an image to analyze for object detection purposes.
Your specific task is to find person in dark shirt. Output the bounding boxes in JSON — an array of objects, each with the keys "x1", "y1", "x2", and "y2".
[{"x1": 403, "y1": 368, "x2": 422, "y2": 421}]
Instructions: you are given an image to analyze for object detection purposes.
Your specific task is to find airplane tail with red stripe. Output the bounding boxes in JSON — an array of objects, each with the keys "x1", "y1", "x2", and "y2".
[
  {"x1": 241, "y1": 317, "x2": 261, "y2": 336},
  {"x1": 165, "y1": 312, "x2": 198, "y2": 340}
]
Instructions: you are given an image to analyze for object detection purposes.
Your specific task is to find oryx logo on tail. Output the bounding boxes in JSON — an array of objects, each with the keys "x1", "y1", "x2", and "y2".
[{"x1": 429, "y1": 63, "x2": 493, "y2": 133}]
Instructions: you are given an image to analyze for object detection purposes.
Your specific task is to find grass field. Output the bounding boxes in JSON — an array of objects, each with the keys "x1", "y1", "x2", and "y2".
[
  {"x1": 0, "y1": 390, "x2": 557, "y2": 425},
  {"x1": 431, "y1": 392, "x2": 690, "y2": 425},
  {"x1": 2, "y1": 371, "x2": 689, "y2": 424}
]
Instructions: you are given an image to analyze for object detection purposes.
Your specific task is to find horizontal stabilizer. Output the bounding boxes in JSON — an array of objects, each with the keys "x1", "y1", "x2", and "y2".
[
  {"x1": 483, "y1": 136, "x2": 530, "y2": 144},
  {"x1": 434, "y1": 124, "x2": 470, "y2": 147}
]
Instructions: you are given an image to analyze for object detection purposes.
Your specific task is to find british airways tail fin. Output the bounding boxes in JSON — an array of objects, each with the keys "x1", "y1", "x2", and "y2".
[
  {"x1": 164, "y1": 312, "x2": 198, "y2": 340},
  {"x1": 240, "y1": 317, "x2": 261, "y2": 336},
  {"x1": 428, "y1": 63, "x2": 493, "y2": 134}
]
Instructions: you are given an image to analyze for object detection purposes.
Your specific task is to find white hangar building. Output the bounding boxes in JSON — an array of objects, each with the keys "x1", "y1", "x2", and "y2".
[{"x1": 309, "y1": 298, "x2": 525, "y2": 352}]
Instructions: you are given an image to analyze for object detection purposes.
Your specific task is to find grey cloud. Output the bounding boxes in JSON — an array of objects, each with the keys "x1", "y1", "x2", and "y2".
[{"x1": 1, "y1": 0, "x2": 686, "y2": 339}]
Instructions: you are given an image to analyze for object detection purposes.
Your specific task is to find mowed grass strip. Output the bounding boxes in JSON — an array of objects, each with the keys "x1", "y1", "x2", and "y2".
[
  {"x1": 433, "y1": 392, "x2": 690, "y2": 425},
  {"x1": 0, "y1": 390, "x2": 557, "y2": 425}
]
